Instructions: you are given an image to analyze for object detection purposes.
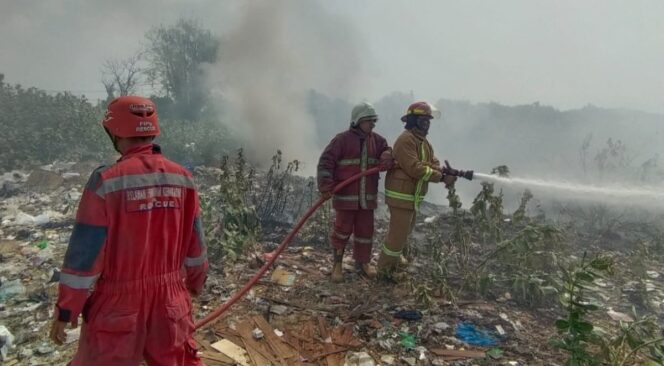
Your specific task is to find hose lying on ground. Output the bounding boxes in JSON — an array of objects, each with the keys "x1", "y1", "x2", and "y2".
[{"x1": 194, "y1": 167, "x2": 381, "y2": 330}]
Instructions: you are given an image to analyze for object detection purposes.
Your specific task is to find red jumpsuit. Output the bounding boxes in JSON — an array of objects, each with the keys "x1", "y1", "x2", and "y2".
[
  {"x1": 317, "y1": 129, "x2": 390, "y2": 263},
  {"x1": 55, "y1": 144, "x2": 208, "y2": 366}
]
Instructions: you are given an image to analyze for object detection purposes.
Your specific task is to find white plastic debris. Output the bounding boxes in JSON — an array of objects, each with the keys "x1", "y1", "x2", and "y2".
[
  {"x1": 433, "y1": 322, "x2": 451, "y2": 333},
  {"x1": 647, "y1": 271, "x2": 660, "y2": 279},
  {"x1": 380, "y1": 355, "x2": 396, "y2": 365},
  {"x1": 424, "y1": 216, "x2": 436, "y2": 224},
  {"x1": 0, "y1": 325, "x2": 15, "y2": 361},
  {"x1": 14, "y1": 211, "x2": 37, "y2": 226},
  {"x1": 252, "y1": 328, "x2": 264, "y2": 340},
  {"x1": 0, "y1": 279, "x2": 26, "y2": 301},
  {"x1": 607, "y1": 309, "x2": 634, "y2": 322},
  {"x1": 62, "y1": 172, "x2": 81, "y2": 180},
  {"x1": 401, "y1": 356, "x2": 416, "y2": 366},
  {"x1": 345, "y1": 351, "x2": 375, "y2": 366}
]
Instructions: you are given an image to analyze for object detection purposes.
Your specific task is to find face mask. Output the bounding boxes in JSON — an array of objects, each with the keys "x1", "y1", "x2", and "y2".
[{"x1": 416, "y1": 118, "x2": 431, "y2": 135}]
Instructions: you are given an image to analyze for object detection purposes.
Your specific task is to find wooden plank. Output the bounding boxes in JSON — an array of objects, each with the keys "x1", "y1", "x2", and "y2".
[
  {"x1": 317, "y1": 317, "x2": 344, "y2": 366},
  {"x1": 252, "y1": 315, "x2": 298, "y2": 359},
  {"x1": 211, "y1": 339, "x2": 251, "y2": 366},
  {"x1": 430, "y1": 348, "x2": 486, "y2": 359},
  {"x1": 200, "y1": 350, "x2": 236, "y2": 365},
  {"x1": 242, "y1": 338, "x2": 273, "y2": 366},
  {"x1": 194, "y1": 335, "x2": 217, "y2": 353},
  {"x1": 237, "y1": 319, "x2": 280, "y2": 364}
]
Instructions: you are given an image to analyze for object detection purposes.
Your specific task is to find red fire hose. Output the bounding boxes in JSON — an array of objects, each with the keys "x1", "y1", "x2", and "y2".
[{"x1": 194, "y1": 167, "x2": 381, "y2": 329}]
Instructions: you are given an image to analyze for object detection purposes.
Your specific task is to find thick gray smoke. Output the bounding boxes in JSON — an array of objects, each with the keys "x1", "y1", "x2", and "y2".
[{"x1": 207, "y1": 0, "x2": 364, "y2": 172}]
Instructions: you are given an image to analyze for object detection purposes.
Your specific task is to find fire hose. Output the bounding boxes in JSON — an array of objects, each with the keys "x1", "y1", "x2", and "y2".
[
  {"x1": 194, "y1": 162, "x2": 473, "y2": 330},
  {"x1": 194, "y1": 166, "x2": 381, "y2": 329}
]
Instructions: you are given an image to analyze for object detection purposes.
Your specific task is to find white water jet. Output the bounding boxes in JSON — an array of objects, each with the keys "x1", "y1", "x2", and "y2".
[{"x1": 474, "y1": 173, "x2": 664, "y2": 204}]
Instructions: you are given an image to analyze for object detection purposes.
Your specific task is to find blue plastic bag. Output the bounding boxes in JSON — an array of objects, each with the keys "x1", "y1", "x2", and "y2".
[{"x1": 455, "y1": 321, "x2": 499, "y2": 347}]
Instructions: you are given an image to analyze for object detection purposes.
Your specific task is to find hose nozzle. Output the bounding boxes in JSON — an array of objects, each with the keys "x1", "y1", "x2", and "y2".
[{"x1": 443, "y1": 160, "x2": 474, "y2": 181}]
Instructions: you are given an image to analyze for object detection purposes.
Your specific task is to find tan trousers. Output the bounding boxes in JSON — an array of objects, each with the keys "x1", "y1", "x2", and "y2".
[{"x1": 376, "y1": 206, "x2": 416, "y2": 273}]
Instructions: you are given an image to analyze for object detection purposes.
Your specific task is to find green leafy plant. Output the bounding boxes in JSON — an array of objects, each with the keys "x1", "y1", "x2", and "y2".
[
  {"x1": 550, "y1": 252, "x2": 613, "y2": 366},
  {"x1": 201, "y1": 150, "x2": 260, "y2": 261}
]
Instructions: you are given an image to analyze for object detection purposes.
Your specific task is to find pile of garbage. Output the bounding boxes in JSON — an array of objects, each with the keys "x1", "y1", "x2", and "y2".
[{"x1": 3, "y1": 161, "x2": 664, "y2": 365}]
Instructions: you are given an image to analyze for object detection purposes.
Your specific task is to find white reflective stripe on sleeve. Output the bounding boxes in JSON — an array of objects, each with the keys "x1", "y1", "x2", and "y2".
[
  {"x1": 59, "y1": 272, "x2": 100, "y2": 289},
  {"x1": 185, "y1": 252, "x2": 208, "y2": 267},
  {"x1": 333, "y1": 230, "x2": 351, "y2": 240},
  {"x1": 96, "y1": 172, "x2": 195, "y2": 197},
  {"x1": 354, "y1": 236, "x2": 373, "y2": 244}
]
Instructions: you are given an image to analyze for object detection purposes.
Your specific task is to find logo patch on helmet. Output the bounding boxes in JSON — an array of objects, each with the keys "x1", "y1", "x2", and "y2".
[
  {"x1": 136, "y1": 121, "x2": 157, "y2": 132},
  {"x1": 129, "y1": 104, "x2": 155, "y2": 114}
]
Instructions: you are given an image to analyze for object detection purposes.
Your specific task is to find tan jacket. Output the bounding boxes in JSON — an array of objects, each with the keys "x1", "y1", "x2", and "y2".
[{"x1": 385, "y1": 130, "x2": 443, "y2": 210}]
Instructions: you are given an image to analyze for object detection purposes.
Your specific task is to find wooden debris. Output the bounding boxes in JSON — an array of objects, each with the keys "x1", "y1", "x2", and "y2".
[
  {"x1": 252, "y1": 315, "x2": 298, "y2": 360},
  {"x1": 317, "y1": 316, "x2": 345, "y2": 366},
  {"x1": 237, "y1": 320, "x2": 280, "y2": 365},
  {"x1": 211, "y1": 339, "x2": 251, "y2": 366},
  {"x1": 431, "y1": 348, "x2": 486, "y2": 360},
  {"x1": 200, "y1": 351, "x2": 236, "y2": 366}
]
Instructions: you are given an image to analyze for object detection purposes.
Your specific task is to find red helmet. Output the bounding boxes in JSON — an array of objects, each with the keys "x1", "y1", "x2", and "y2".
[
  {"x1": 401, "y1": 101, "x2": 435, "y2": 122},
  {"x1": 102, "y1": 96, "x2": 160, "y2": 138}
]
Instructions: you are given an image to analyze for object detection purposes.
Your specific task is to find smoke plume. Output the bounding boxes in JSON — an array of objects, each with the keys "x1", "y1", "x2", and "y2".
[{"x1": 207, "y1": 0, "x2": 364, "y2": 172}]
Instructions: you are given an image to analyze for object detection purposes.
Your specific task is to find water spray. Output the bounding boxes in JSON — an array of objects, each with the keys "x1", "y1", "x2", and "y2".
[{"x1": 473, "y1": 172, "x2": 664, "y2": 203}]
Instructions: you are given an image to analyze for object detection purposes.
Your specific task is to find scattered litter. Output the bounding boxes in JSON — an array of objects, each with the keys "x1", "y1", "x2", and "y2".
[
  {"x1": 415, "y1": 346, "x2": 428, "y2": 360},
  {"x1": 496, "y1": 324, "x2": 506, "y2": 336},
  {"x1": 455, "y1": 322, "x2": 499, "y2": 347},
  {"x1": 36, "y1": 343, "x2": 55, "y2": 355},
  {"x1": 394, "y1": 310, "x2": 422, "y2": 321},
  {"x1": 251, "y1": 328, "x2": 264, "y2": 340},
  {"x1": 401, "y1": 356, "x2": 416, "y2": 366},
  {"x1": 0, "y1": 325, "x2": 15, "y2": 361},
  {"x1": 433, "y1": 322, "x2": 451, "y2": 333},
  {"x1": 35, "y1": 240, "x2": 48, "y2": 250},
  {"x1": 19, "y1": 347, "x2": 33, "y2": 359},
  {"x1": 399, "y1": 331, "x2": 417, "y2": 350},
  {"x1": 647, "y1": 271, "x2": 660, "y2": 279},
  {"x1": 380, "y1": 355, "x2": 396, "y2": 365},
  {"x1": 0, "y1": 279, "x2": 26, "y2": 301},
  {"x1": 607, "y1": 309, "x2": 634, "y2": 322},
  {"x1": 344, "y1": 351, "x2": 375, "y2": 366},
  {"x1": 271, "y1": 267, "x2": 295, "y2": 287},
  {"x1": 211, "y1": 339, "x2": 251, "y2": 366},
  {"x1": 486, "y1": 347, "x2": 504, "y2": 359},
  {"x1": 62, "y1": 172, "x2": 81, "y2": 180},
  {"x1": 270, "y1": 304, "x2": 288, "y2": 315},
  {"x1": 431, "y1": 348, "x2": 486, "y2": 360}
]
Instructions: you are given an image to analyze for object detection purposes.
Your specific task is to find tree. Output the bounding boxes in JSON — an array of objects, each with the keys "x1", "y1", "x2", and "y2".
[
  {"x1": 144, "y1": 18, "x2": 219, "y2": 120},
  {"x1": 101, "y1": 52, "x2": 143, "y2": 102}
]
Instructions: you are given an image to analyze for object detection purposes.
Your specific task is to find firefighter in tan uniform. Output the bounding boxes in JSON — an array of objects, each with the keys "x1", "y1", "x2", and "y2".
[{"x1": 376, "y1": 101, "x2": 456, "y2": 278}]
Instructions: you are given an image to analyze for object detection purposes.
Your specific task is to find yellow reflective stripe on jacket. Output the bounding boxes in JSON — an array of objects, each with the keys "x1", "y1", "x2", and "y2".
[
  {"x1": 382, "y1": 243, "x2": 403, "y2": 257},
  {"x1": 385, "y1": 189, "x2": 424, "y2": 203},
  {"x1": 386, "y1": 142, "x2": 431, "y2": 211}
]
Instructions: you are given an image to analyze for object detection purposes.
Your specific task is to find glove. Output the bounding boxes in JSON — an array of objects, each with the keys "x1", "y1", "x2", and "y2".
[
  {"x1": 379, "y1": 150, "x2": 395, "y2": 171},
  {"x1": 442, "y1": 174, "x2": 457, "y2": 188}
]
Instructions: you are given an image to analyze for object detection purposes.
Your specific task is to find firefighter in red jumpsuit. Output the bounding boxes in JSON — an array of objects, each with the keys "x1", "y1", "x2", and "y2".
[
  {"x1": 317, "y1": 102, "x2": 393, "y2": 282},
  {"x1": 49, "y1": 96, "x2": 208, "y2": 366}
]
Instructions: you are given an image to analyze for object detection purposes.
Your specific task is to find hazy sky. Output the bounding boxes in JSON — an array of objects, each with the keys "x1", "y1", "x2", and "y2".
[{"x1": 1, "y1": 0, "x2": 662, "y2": 113}]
